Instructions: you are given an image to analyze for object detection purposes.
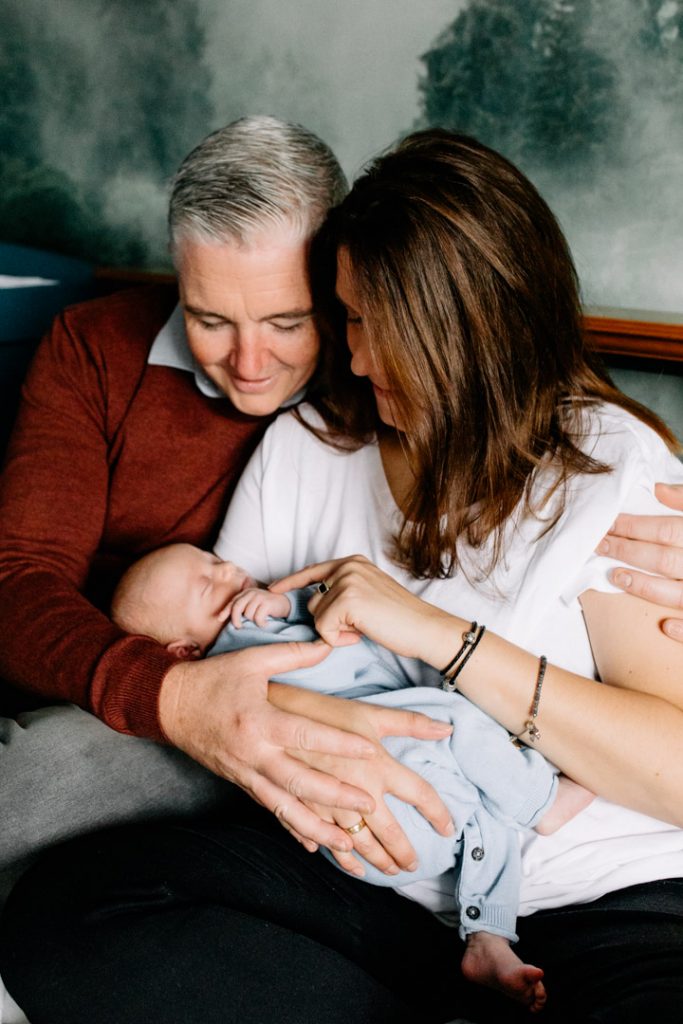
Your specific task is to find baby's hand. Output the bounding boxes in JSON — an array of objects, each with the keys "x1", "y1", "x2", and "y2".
[{"x1": 229, "y1": 588, "x2": 292, "y2": 628}]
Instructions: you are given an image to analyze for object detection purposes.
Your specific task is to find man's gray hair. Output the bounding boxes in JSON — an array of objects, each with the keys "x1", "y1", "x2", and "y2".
[{"x1": 169, "y1": 115, "x2": 347, "y2": 254}]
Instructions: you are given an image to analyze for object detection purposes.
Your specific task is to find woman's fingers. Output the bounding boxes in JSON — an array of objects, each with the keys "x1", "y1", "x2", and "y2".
[
  {"x1": 249, "y1": 773, "x2": 354, "y2": 854},
  {"x1": 270, "y1": 557, "x2": 354, "y2": 594},
  {"x1": 601, "y1": 522, "x2": 683, "y2": 579},
  {"x1": 328, "y1": 809, "x2": 403, "y2": 877},
  {"x1": 353, "y1": 808, "x2": 417, "y2": 872},
  {"x1": 608, "y1": 568, "x2": 683, "y2": 610},
  {"x1": 362, "y1": 703, "x2": 453, "y2": 743},
  {"x1": 384, "y1": 759, "x2": 455, "y2": 840},
  {"x1": 597, "y1": 498, "x2": 683, "y2": 633},
  {"x1": 655, "y1": 482, "x2": 683, "y2": 512}
]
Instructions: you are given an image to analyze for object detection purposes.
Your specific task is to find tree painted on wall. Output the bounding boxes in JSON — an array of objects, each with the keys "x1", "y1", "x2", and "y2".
[
  {"x1": 419, "y1": 0, "x2": 683, "y2": 178},
  {"x1": 418, "y1": 0, "x2": 621, "y2": 175},
  {"x1": 0, "y1": 5, "x2": 131, "y2": 263},
  {"x1": 0, "y1": 0, "x2": 213, "y2": 266},
  {"x1": 91, "y1": 0, "x2": 212, "y2": 182},
  {"x1": 420, "y1": 1, "x2": 538, "y2": 162},
  {"x1": 523, "y1": 2, "x2": 620, "y2": 170}
]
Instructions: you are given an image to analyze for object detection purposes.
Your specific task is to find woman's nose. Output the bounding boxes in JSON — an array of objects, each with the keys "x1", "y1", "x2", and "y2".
[{"x1": 349, "y1": 338, "x2": 373, "y2": 378}]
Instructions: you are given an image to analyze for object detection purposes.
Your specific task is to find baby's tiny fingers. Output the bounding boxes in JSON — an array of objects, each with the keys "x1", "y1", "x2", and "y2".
[{"x1": 254, "y1": 606, "x2": 270, "y2": 627}]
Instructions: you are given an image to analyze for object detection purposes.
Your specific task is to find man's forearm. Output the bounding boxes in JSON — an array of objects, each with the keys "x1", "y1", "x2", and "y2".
[{"x1": 0, "y1": 563, "x2": 176, "y2": 739}]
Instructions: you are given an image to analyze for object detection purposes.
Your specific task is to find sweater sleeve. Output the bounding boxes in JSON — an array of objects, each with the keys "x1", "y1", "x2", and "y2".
[{"x1": 0, "y1": 307, "x2": 177, "y2": 741}]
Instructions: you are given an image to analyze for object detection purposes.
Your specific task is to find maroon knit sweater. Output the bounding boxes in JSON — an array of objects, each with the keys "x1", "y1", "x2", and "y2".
[{"x1": 0, "y1": 285, "x2": 269, "y2": 740}]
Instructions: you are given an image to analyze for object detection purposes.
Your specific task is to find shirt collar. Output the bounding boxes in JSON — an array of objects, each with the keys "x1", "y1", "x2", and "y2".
[
  {"x1": 147, "y1": 302, "x2": 307, "y2": 408},
  {"x1": 147, "y1": 303, "x2": 225, "y2": 399}
]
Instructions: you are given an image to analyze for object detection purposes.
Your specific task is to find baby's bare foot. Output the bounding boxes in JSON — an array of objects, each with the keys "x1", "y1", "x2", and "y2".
[
  {"x1": 536, "y1": 775, "x2": 594, "y2": 836},
  {"x1": 462, "y1": 931, "x2": 547, "y2": 1013}
]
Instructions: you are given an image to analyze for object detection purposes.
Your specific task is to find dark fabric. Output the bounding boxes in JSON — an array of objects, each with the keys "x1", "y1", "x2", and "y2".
[{"x1": 2, "y1": 805, "x2": 682, "y2": 1024}]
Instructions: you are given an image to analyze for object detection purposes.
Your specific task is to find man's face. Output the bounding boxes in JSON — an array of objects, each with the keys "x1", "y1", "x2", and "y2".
[{"x1": 176, "y1": 227, "x2": 320, "y2": 416}]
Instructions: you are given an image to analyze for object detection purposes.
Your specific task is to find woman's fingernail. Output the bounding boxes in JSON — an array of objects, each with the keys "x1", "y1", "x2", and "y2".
[
  {"x1": 384, "y1": 865, "x2": 399, "y2": 875},
  {"x1": 431, "y1": 722, "x2": 453, "y2": 734},
  {"x1": 444, "y1": 820, "x2": 456, "y2": 836},
  {"x1": 597, "y1": 539, "x2": 610, "y2": 554},
  {"x1": 664, "y1": 620, "x2": 683, "y2": 640},
  {"x1": 406, "y1": 860, "x2": 418, "y2": 872},
  {"x1": 612, "y1": 571, "x2": 632, "y2": 589}
]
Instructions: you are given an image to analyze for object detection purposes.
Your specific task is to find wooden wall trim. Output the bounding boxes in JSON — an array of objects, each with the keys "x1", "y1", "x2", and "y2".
[{"x1": 583, "y1": 312, "x2": 683, "y2": 363}]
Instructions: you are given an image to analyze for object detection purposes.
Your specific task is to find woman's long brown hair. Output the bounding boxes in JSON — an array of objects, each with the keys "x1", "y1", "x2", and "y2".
[{"x1": 304, "y1": 129, "x2": 678, "y2": 580}]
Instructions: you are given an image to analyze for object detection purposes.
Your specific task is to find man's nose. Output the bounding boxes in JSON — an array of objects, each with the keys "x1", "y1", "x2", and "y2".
[{"x1": 230, "y1": 328, "x2": 269, "y2": 378}]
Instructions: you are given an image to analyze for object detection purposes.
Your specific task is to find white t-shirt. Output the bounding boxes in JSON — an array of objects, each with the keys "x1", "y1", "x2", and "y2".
[{"x1": 216, "y1": 402, "x2": 683, "y2": 916}]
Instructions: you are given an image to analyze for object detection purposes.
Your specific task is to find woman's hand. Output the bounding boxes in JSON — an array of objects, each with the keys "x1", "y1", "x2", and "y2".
[
  {"x1": 295, "y1": 747, "x2": 455, "y2": 877},
  {"x1": 271, "y1": 555, "x2": 451, "y2": 665},
  {"x1": 598, "y1": 483, "x2": 683, "y2": 641},
  {"x1": 269, "y1": 682, "x2": 455, "y2": 873}
]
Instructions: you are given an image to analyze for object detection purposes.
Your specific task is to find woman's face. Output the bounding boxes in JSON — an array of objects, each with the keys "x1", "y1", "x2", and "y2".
[{"x1": 336, "y1": 247, "x2": 406, "y2": 431}]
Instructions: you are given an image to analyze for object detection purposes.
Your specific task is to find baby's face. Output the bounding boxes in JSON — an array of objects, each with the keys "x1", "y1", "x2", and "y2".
[{"x1": 155, "y1": 545, "x2": 255, "y2": 652}]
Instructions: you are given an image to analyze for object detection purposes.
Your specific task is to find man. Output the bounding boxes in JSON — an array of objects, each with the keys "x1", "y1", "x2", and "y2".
[
  {"x1": 0, "y1": 117, "x2": 456, "y2": 896},
  {"x1": 0, "y1": 115, "x2": 681, "y2": 898}
]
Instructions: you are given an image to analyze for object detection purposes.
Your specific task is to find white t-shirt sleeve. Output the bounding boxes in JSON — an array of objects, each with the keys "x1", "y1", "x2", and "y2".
[{"x1": 560, "y1": 408, "x2": 683, "y2": 605}]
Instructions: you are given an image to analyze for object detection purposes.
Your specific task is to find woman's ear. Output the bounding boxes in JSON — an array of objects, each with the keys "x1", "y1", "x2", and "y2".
[{"x1": 166, "y1": 639, "x2": 202, "y2": 660}]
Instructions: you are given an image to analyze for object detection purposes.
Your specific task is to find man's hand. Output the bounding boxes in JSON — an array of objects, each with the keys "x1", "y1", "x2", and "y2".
[
  {"x1": 159, "y1": 642, "x2": 380, "y2": 853},
  {"x1": 598, "y1": 482, "x2": 683, "y2": 641},
  {"x1": 157, "y1": 643, "x2": 450, "y2": 851}
]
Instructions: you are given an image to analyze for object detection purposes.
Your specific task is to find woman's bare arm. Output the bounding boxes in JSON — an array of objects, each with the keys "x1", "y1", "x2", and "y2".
[{"x1": 275, "y1": 556, "x2": 683, "y2": 827}]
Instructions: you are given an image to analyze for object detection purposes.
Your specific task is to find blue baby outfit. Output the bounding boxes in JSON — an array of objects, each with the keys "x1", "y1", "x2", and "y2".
[{"x1": 208, "y1": 587, "x2": 557, "y2": 940}]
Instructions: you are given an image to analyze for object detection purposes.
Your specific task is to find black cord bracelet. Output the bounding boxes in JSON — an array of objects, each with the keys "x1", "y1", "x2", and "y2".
[{"x1": 440, "y1": 623, "x2": 486, "y2": 692}]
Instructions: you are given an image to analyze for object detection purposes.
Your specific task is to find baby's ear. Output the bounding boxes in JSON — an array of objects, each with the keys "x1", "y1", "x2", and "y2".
[{"x1": 166, "y1": 639, "x2": 202, "y2": 661}]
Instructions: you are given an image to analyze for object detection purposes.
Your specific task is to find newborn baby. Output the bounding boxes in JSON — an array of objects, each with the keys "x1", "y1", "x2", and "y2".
[{"x1": 112, "y1": 542, "x2": 593, "y2": 1012}]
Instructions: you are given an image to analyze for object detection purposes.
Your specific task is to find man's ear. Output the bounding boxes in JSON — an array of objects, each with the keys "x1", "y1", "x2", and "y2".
[{"x1": 166, "y1": 639, "x2": 202, "y2": 660}]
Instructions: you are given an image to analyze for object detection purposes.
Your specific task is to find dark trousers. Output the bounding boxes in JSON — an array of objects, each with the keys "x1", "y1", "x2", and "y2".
[{"x1": 2, "y1": 801, "x2": 682, "y2": 1024}]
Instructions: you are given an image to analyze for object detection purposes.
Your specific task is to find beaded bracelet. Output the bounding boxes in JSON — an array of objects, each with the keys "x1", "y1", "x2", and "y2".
[
  {"x1": 440, "y1": 622, "x2": 486, "y2": 692},
  {"x1": 511, "y1": 655, "x2": 547, "y2": 746}
]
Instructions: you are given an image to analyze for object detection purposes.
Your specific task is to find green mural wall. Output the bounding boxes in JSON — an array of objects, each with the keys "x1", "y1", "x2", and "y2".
[{"x1": 2, "y1": 0, "x2": 683, "y2": 319}]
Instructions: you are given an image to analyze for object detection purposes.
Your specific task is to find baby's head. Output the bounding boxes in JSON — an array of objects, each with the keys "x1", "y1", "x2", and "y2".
[{"x1": 111, "y1": 543, "x2": 255, "y2": 658}]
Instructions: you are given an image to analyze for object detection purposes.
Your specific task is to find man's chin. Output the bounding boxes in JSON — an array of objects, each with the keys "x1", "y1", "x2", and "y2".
[{"x1": 225, "y1": 387, "x2": 287, "y2": 418}]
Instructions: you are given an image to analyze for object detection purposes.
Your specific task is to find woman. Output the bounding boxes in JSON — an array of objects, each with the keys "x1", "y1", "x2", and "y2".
[{"x1": 2, "y1": 130, "x2": 682, "y2": 1024}]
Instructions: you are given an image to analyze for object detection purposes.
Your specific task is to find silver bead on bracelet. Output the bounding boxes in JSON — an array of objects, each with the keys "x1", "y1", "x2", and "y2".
[
  {"x1": 511, "y1": 655, "x2": 547, "y2": 747},
  {"x1": 440, "y1": 622, "x2": 486, "y2": 692}
]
